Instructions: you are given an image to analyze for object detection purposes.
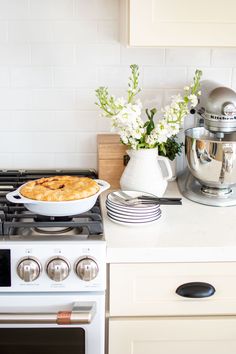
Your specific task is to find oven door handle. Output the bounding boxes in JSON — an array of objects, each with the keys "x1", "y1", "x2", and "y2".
[{"x1": 0, "y1": 301, "x2": 96, "y2": 325}]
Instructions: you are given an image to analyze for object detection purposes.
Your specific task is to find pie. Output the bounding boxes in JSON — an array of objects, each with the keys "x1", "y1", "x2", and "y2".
[{"x1": 20, "y1": 176, "x2": 100, "y2": 201}]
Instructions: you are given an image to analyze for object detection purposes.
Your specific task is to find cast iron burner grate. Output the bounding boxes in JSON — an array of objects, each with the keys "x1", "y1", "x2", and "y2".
[{"x1": 0, "y1": 170, "x2": 103, "y2": 238}]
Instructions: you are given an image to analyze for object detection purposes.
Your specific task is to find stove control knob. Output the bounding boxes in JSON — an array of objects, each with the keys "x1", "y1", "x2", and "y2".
[
  {"x1": 75, "y1": 258, "x2": 99, "y2": 281},
  {"x1": 17, "y1": 257, "x2": 42, "y2": 282},
  {"x1": 46, "y1": 257, "x2": 70, "y2": 282}
]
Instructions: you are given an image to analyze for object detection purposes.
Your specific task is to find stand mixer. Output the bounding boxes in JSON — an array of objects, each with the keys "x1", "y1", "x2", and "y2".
[{"x1": 178, "y1": 80, "x2": 236, "y2": 206}]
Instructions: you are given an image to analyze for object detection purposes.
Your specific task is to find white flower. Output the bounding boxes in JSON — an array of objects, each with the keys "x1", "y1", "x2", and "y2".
[
  {"x1": 96, "y1": 65, "x2": 202, "y2": 151},
  {"x1": 172, "y1": 94, "x2": 184, "y2": 103},
  {"x1": 115, "y1": 97, "x2": 126, "y2": 107},
  {"x1": 188, "y1": 94, "x2": 198, "y2": 107}
]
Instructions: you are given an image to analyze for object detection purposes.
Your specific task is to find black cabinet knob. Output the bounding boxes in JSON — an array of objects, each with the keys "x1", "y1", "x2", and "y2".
[{"x1": 176, "y1": 282, "x2": 215, "y2": 298}]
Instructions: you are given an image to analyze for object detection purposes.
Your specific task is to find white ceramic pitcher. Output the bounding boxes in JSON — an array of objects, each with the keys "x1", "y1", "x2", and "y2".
[{"x1": 120, "y1": 148, "x2": 173, "y2": 197}]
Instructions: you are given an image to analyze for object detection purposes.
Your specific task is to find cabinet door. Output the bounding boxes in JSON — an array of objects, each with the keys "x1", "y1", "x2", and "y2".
[
  {"x1": 123, "y1": 0, "x2": 236, "y2": 46},
  {"x1": 110, "y1": 263, "x2": 236, "y2": 316},
  {"x1": 109, "y1": 317, "x2": 236, "y2": 354}
]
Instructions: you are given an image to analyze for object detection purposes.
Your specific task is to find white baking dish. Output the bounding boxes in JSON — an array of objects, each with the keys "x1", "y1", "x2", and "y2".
[{"x1": 6, "y1": 179, "x2": 110, "y2": 217}]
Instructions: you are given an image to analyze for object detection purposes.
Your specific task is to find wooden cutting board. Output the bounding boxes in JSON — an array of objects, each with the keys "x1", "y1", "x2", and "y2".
[{"x1": 97, "y1": 134, "x2": 128, "y2": 189}]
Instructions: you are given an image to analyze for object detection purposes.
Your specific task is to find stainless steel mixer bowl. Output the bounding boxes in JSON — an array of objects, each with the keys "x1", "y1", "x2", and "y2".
[{"x1": 185, "y1": 127, "x2": 236, "y2": 195}]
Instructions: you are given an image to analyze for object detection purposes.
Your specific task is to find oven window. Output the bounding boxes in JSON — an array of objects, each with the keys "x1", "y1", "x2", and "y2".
[
  {"x1": 0, "y1": 328, "x2": 85, "y2": 354},
  {"x1": 0, "y1": 250, "x2": 11, "y2": 286}
]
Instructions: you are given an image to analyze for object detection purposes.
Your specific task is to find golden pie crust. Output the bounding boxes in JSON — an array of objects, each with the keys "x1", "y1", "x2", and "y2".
[{"x1": 20, "y1": 176, "x2": 100, "y2": 202}]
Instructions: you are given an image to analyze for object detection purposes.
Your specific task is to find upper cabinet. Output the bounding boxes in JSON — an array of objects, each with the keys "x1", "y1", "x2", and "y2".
[{"x1": 121, "y1": 0, "x2": 236, "y2": 47}]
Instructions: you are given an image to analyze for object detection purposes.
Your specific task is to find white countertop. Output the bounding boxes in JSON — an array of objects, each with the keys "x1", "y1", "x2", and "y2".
[{"x1": 102, "y1": 182, "x2": 236, "y2": 263}]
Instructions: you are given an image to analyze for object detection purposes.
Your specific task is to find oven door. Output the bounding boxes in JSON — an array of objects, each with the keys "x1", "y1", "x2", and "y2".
[{"x1": 0, "y1": 293, "x2": 105, "y2": 354}]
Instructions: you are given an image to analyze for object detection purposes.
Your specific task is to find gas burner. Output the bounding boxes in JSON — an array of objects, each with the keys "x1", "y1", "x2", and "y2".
[
  {"x1": 33, "y1": 226, "x2": 75, "y2": 235},
  {"x1": 33, "y1": 215, "x2": 73, "y2": 223}
]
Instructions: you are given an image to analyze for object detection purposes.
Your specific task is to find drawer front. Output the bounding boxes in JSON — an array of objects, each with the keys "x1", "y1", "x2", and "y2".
[
  {"x1": 109, "y1": 263, "x2": 236, "y2": 316},
  {"x1": 109, "y1": 317, "x2": 236, "y2": 354}
]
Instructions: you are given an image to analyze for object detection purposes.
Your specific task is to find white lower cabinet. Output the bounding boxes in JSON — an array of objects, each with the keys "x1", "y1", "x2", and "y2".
[
  {"x1": 109, "y1": 317, "x2": 236, "y2": 354},
  {"x1": 108, "y1": 263, "x2": 236, "y2": 354}
]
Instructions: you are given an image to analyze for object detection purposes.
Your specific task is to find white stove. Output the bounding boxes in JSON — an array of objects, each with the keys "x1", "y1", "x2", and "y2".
[{"x1": 0, "y1": 170, "x2": 106, "y2": 354}]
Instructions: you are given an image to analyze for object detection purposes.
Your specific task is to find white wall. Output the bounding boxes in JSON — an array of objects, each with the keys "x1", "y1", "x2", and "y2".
[{"x1": 0, "y1": 0, "x2": 235, "y2": 170}]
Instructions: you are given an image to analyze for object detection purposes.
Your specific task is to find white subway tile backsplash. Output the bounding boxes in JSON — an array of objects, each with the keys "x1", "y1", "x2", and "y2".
[
  {"x1": 121, "y1": 46, "x2": 165, "y2": 66},
  {"x1": 11, "y1": 67, "x2": 53, "y2": 88},
  {"x1": 54, "y1": 66, "x2": 97, "y2": 88},
  {"x1": 96, "y1": 0, "x2": 119, "y2": 20},
  {"x1": 74, "y1": 0, "x2": 97, "y2": 19},
  {"x1": 187, "y1": 67, "x2": 232, "y2": 86},
  {"x1": 76, "y1": 44, "x2": 120, "y2": 65},
  {"x1": 0, "y1": 89, "x2": 33, "y2": 110},
  {"x1": 54, "y1": 153, "x2": 97, "y2": 169},
  {"x1": 212, "y1": 49, "x2": 236, "y2": 67},
  {"x1": 54, "y1": 111, "x2": 98, "y2": 131},
  {"x1": 0, "y1": 0, "x2": 29, "y2": 19},
  {"x1": 37, "y1": 133, "x2": 76, "y2": 153},
  {"x1": 10, "y1": 111, "x2": 55, "y2": 131},
  {"x1": 13, "y1": 153, "x2": 55, "y2": 169},
  {"x1": 98, "y1": 66, "x2": 131, "y2": 88},
  {"x1": 29, "y1": 0, "x2": 74, "y2": 19},
  {"x1": 230, "y1": 69, "x2": 236, "y2": 91},
  {"x1": 143, "y1": 67, "x2": 187, "y2": 89},
  {"x1": 75, "y1": 89, "x2": 98, "y2": 110},
  {"x1": 139, "y1": 89, "x2": 164, "y2": 112},
  {"x1": 0, "y1": 44, "x2": 30, "y2": 65},
  {"x1": 0, "y1": 132, "x2": 76, "y2": 153},
  {"x1": 52, "y1": 21, "x2": 98, "y2": 43},
  {"x1": 75, "y1": 0, "x2": 119, "y2": 20},
  {"x1": 0, "y1": 133, "x2": 15, "y2": 152},
  {"x1": 31, "y1": 44, "x2": 75, "y2": 65},
  {"x1": 97, "y1": 21, "x2": 119, "y2": 43},
  {"x1": 0, "y1": 67, "x2": 10, "y2": 87},
  {"x1": 0, "y1": 112, "x2": 13, "y2": 130},
  {"x1": 0, "y1": 22, "x2": 7, "y2": 42},
  {"x1": 97, "y1": 115, "x2": 112, "y2": 132},
  {"x1": 32, "y1": 89, "x2": 75, "y2": 110},
  {"x1": 0, "y1": 0, "x2": 236, "y2": 169},
  {"x1": 8, "y1": 21, "x2": 53, "y2": 43},
  {"x1": 0, "y1": 154, "x2": 14, "y2": 169},
  {"x1": 75, "y1": 133, "x2": 97, "y2": 153},
  {"x1": 165, "y1": 48, "x2": 211, "y2": 66}
]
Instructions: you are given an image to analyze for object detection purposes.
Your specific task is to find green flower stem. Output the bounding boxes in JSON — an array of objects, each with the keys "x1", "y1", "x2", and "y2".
[
  {"x1": 127, "y1": 64, "x2": 141, "y2": 103},
  {"x1": 190, "y1": 69, "x2": 202, "y2": 94},
  {"x1": 95, "y1": 87, "x2": 118, "y2": 117}
]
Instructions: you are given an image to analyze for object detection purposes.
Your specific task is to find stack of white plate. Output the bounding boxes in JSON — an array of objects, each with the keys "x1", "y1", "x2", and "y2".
[{"x1": 106, "y1": 191, "x2": 161, "y2": 226}]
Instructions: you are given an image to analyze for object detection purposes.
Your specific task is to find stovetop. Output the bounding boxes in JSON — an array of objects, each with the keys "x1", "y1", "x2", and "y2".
[{"x1": 0, "y1": 170, "x2": 104, "y2": 240}]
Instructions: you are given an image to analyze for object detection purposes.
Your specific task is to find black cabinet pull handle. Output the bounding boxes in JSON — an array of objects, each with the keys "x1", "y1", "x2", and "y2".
[{"x1": 176, "y1": 282, "x2": 215, "y2": 298}]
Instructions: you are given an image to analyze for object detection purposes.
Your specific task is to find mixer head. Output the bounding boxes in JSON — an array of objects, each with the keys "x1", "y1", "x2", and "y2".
[{"x1": 195, "y1": 80, "x2": 236, "y2": 138}]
